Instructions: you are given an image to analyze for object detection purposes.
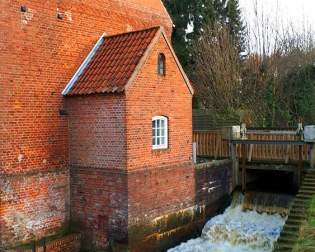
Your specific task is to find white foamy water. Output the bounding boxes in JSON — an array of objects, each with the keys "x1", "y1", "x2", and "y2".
[{"x1": 168, "y1": 198, "x2": 287, "y2": 252}]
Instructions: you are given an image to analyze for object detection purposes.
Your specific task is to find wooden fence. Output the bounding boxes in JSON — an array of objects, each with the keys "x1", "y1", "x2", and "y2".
[{"x1": 193, "y1": 130, "x2": 309, "y2": 162}]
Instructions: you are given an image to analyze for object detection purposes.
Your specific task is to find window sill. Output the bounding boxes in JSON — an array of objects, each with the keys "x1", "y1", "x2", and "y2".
[
  {"x1": 152, "y1": 145, "x2": 168, "y2": 150},
  {"x1": 152, "y1": 147, "x2": 170, "y2": 153}
]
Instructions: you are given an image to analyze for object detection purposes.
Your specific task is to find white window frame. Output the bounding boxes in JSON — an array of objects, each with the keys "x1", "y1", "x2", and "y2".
[{"x1": 152, "y1": 116, "x2": 168, "y2": 150}]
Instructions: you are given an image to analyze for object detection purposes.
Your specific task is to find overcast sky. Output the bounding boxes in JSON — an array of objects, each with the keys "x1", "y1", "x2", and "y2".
[{"x1": 239, "y1": 0, "x2": 315, "y2": 32}]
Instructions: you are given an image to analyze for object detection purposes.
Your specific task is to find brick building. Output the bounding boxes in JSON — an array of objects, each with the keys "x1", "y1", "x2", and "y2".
[
  {"x1": 65, "y1": 26, "x2": 193, "y2": 249},
  {"x1": 1, "y1": 1, "x2": 232, "y2": 251}
]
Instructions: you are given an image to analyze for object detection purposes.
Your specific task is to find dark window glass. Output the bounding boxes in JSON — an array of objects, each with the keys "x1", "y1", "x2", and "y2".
[{"x1": 158, "y1": 53, "x2": 166, "y2": 75}]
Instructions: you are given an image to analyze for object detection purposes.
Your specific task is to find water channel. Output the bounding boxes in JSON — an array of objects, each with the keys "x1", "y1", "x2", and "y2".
[{"x1": 168, "y1": 192, "x2": 293, "y2": 252}]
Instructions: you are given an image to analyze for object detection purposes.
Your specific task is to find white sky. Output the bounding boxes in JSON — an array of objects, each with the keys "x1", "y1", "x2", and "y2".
[{"x1": 239, "y1": 0, "x2": 315, "y2": 32}]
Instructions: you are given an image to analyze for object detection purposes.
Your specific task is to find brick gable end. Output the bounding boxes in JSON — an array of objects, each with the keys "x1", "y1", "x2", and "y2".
[{"x1": 125, "y1": 35, "x2": 193, "y2": 170}]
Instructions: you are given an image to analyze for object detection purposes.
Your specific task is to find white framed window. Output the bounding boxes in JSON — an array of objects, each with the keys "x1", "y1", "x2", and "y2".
[{"x1": 152, "y1": 116, "x2": 168, "y2": 150}]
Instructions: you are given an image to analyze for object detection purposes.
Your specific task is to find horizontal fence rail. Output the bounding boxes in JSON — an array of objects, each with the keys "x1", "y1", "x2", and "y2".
[{"x1": 193, "y1": 130, "x2": 309, "y2": 162}]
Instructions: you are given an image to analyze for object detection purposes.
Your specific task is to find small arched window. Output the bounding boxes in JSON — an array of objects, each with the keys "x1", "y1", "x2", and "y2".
[
  {"x1": 152, "y1": 116, "x2": 168, "y2": 149},
  {"x1": 157, "y1": 53, "x2": 166, "y2": 76}
]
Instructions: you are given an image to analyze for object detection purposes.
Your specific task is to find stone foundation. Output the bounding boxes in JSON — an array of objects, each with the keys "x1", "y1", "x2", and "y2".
[
  {"x1": 114, "y1": 159, "x2": 233, "y2": 252},
  {"x1": 6, "y1": 233, "x2": 80, "y2": 252},
  {"x1": 0, "y1": 169, "x2": 69, "y2": 249},
  {"x1": 70, "y1": 166, "x2": 128, "y2": 250},
  {"x1": 68, "y1": 160, "x2": 232, "y2": 251},
  {"x1": 119, "y1": 197, "x2": 230, "y2": 252}
]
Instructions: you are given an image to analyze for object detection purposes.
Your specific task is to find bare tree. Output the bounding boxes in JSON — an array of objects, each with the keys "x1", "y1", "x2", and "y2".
[
  {"x1": 193, "y1": 24, "x2": 242, "y2": 117},
  {"x1": 192, "y1": 0, "x2": 315, "y2": 127},
  {"x1": 247, "y1": 0, "x2": 315, "y2": 126}
]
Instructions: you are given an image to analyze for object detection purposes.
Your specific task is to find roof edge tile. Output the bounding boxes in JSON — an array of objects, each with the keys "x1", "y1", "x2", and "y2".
[{"x1": 62, "y1": 33, "x2": 106, "y2": 96}]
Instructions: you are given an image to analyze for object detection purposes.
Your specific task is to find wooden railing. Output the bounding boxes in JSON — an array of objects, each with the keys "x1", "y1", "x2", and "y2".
[
  {"x1": 193, "y1": 130, "x2": 229, "y2": 158},
  {"x1": 193, "y1": 130, "x2": 309, "y2": 162}
]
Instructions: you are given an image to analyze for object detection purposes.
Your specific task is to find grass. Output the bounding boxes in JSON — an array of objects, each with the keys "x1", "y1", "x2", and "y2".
[{"x1": 292, "y1": 197, "x2": 315, "y2": 252}]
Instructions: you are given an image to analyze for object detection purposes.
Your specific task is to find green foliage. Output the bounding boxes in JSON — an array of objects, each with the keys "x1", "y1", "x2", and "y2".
[
  {"x1": 265, "y1": 64, "x2": 315, "y2": 126},
  {"x1": 164, "y1": 1, "x2": 315, "y2": 127},
  {"x1": 163, "y1": 0, "x2": 245, "y2": 75},
  {"x1": 219, "y1": 0, "x2": 245, "y2": 45},
  {"x1": 162, "y1": 0, "x2": 192, "y2": 72},
  {"x1": 293, "y1": 196, "x2": 315, "y2": 252},
  {"x1": 288, "y1": 65, "x2": 315, "y2": 124}
]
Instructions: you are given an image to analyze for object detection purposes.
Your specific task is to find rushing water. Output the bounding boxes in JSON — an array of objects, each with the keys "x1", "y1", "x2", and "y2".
[{"x1": 168, "y1": 192, "x2": 292, "y2": 252}]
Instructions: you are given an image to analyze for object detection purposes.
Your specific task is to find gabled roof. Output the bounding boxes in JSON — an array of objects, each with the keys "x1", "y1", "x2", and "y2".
[{"x1": 62, "y1": 26, "x2": 193, "y2": 96}]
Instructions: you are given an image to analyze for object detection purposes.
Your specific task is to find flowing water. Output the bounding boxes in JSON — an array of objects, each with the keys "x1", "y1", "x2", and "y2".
[{"x1": 168, "y1": 192, "x2": 293, "y2": 252}]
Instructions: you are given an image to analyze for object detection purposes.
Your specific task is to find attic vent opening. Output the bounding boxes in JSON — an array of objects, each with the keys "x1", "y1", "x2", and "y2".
[
  {"x1": 158, "y1": 53, "x2": 166, "y2": 76},
  {"x1": 20, "y1": 6, "x2": 28, "y2": 12}
]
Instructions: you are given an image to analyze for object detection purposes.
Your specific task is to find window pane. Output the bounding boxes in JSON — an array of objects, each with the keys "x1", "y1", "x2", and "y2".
[
  {"x1": 161, "y1": 120, "x2": 164, "y2": 128},
  {"x1": 152, "y1": 117, "x2": 168, "y2": 148},
  {"x1": 158, "y1": 54, "x2": 165, "y2": 75},
  {"x1": 161, "y1": 137, "x2": 165, "y2": 145}
]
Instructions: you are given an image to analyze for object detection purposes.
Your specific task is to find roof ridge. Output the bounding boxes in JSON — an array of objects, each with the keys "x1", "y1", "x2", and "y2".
[{"x1": 103, "y1": 26, "x2": 161, "y2": 39}]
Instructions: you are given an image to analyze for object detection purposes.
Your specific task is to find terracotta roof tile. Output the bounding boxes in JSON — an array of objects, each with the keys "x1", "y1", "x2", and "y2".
[{"x1": 66, "y1": 27, "x2": 160, "y2": 96}]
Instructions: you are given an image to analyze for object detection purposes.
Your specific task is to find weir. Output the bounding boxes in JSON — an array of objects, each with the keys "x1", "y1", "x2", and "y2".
[
  {"x1": 184, "y1": 127, "x2": 315, "y2": 252},
  {"x1": 231, "y1": 138, "x2": 305, "y2": 192},
  {"x1": 169, "y1": 191, "x2": 294, "y2": 252}
]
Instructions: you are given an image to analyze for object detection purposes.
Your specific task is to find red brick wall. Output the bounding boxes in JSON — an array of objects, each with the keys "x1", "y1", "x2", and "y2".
[
  {"x1": 125, "y1": 35, "x2": 193, "y2": 171},
  {"x1": 70, "y1": 167, "x2": 128, "y2": 249},
  {"x1": 66, "y1": 94, "x2": 127, "y2": 249},
  {"x1": 66, "y1": 95, "x2": 126, "y2": 170},
  {"x1": 124, "y1": 33, "x2": 194, "y2": 246},
  {"x1": 126, "y1": 160, "x2": 233, "y2": 251},
  {"x1": 0, "y1": 169, "x2": 69, "y2": 248},
  {"x1": 0, "y1": 0, "x2": 172, "y2": 174},
  {"x1": 65, "y1": 33, "x2": 194, "y2": 249},
  {"x1": 128, "y1": 163, "x2": 195, "y2": 226},
  {"x1": 17, "y1": 233, "x2": 81, "y2": 252},
  {"x1": 42, "y1": 233, "x2": 80, "y2": 252},
  {"x1": 1, "y1": 0, "x2": 172, "y2": 248}
]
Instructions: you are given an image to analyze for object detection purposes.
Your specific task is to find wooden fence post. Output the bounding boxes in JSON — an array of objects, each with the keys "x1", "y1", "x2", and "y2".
[
  {"x1": 310, "y1": 143, "x2": 315, "y2": 169},
  {"x1": 285, "y1": 145, "x2": 290, "y2": 164},
  {"x1": 241, "y1": 144, "x2": 247, "y2": 192},
  {"x1": 298, "y1": 145, "x2": 303, "y2": 186},
  {"x1": 230, "y1": 142, "x2": 238, "y2": 189},
  {"x1": 248, "y1": 144, "x2": 253, "y2": 162},
  {"x1": 32, "y1": 240, "x2": 36, "y2": 252},
  {"x1": 192, "y1": 142, "x2": 197, "y2": 164}
]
